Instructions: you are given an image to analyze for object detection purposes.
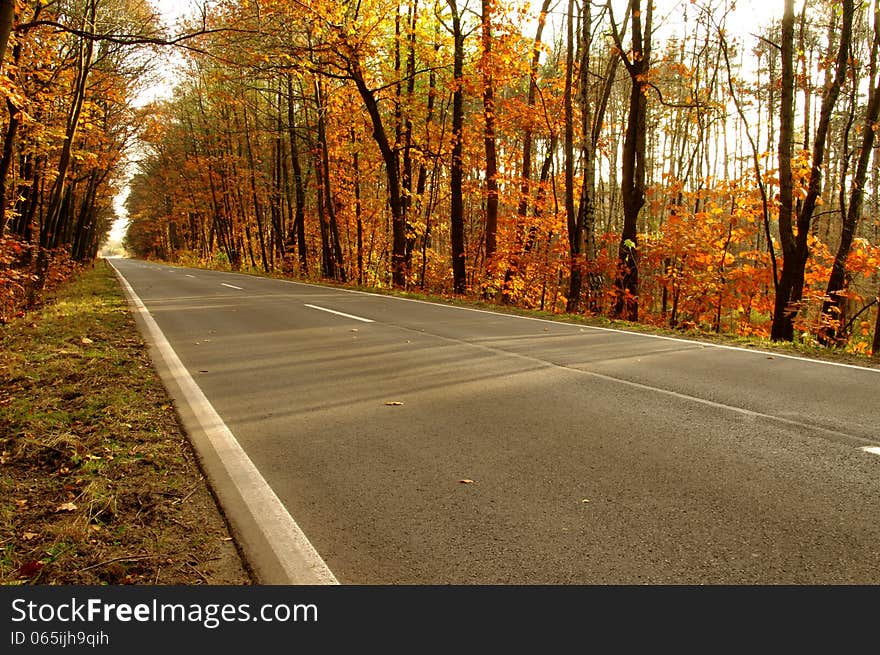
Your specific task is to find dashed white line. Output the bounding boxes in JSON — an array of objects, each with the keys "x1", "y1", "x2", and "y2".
[
  {"x1": 304, "y1": 304, "x2": 374, "y2": 323},
  {"x1": 862, "y1": 447, "x2": 880, "y2": 456},
  {"x1": 186, "y1": 274, "x2": 195, "y2": 278},
  {"x1": 221, "y1": 283, "x2": 243, "y2": 290}
]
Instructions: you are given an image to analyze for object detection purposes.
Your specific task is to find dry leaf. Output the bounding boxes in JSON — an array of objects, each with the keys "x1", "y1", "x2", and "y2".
[
  {"x1": 14, "y1": 499, "x2": 27, "y2": 507},
  {"x1": 17, "y1": 561, "x2": 43, "y2": 579},
  {"x1": 55, "y1": 502, "x2": 78, "y2": 512},
  {"x1": 459, "y1": 479, "x2": 475, "y2": 484},
  {"x1": 81, "y1": 337, "x2": 94, "y2": 345},
  {"x1": 581, "y1": 499, "x2": 591, "y2": 503},
  {"x1": 22, "y1": 532, "x2": 39, "y2": 541},
  {"x1": 385, "y1": 401, "x2": 404, "y2": 406}
]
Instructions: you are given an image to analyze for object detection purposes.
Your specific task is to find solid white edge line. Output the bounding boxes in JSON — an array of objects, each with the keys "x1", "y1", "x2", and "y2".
[
  {"x1": 304, "y1": 303, "x2": 375, "y2": 323},
  {"x1": 221, "y1": 283, "x2": 243, "y2": 290},
  {"x1": 109, "y1": 260, "x2": 338, "y2": 585}
]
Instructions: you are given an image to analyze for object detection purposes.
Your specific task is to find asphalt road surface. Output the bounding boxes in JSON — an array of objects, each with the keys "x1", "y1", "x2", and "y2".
[{"x1": 111, "y1": 258, "x2": 880, "y2": 584}]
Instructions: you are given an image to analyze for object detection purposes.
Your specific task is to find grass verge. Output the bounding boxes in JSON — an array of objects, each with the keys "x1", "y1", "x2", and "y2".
[{"x1": 0, "y1": 260, "x2": 253, "y2": 585}]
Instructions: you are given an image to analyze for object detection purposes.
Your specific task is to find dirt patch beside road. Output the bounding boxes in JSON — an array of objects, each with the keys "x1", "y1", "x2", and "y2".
[{"x1": 0, "y1": 260, "x2": 253, "y2": 585}]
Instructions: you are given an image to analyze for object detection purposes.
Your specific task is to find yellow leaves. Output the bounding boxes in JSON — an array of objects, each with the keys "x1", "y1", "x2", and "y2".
[{"x1": 55, "y1": 502, "x2": 78, "y2": 513}]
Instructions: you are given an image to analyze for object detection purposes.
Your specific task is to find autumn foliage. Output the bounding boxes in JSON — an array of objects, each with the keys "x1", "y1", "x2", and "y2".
[{"x1": 2, "y1": 0, "x2": 879, "y2": 354}]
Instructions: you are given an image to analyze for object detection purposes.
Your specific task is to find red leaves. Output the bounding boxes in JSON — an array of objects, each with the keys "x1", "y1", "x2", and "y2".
[{"x1": 16, "y1": 560, "x2": 44, "y2": 580}]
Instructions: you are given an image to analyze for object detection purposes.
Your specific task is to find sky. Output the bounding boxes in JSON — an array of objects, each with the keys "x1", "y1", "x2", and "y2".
[{"x1": 109, "y1": 0, "x2": 198, "y2": 243}]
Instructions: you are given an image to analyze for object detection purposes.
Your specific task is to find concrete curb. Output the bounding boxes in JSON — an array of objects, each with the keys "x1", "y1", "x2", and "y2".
[{"x1": 108, "y1": 259, "x2": 338, "y2": 586}]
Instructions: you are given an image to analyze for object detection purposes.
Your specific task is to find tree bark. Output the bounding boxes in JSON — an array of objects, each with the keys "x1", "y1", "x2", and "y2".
[
  {"x1": 820, "y1": 0, "x2": 879, "y2": 344},
  {"x1": 611, "y1": 0, "x2": 651, "y2": 321},
  {"x1": 481, "y1": 0, "x2": 498, "y2": 271},
  {"x1": 286, "y1": 75, "x2": 308, "y2": 273},
  {"x1": 771, "y1": 0, "x2": 852, "y2": 341},
  {"x1": 447, "y1": 0, "x2": 467, "y2": 294},
  {"x1": 0, "y1": 0, "x2": 14, "y2": 73}
]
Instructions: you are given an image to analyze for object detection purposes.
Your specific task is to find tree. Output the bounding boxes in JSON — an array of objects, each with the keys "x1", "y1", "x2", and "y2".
[
  {"x1": 820, "y1": 0, "x2": 880, "y2": 345},
  {"x1": 446, "y1": 0, "x2": 467, "y2": 294},
  {"x1": 610, "y1": 0, "x2": 652, "y2": 321},
  {"x1": 771, "y1": 0, "x2": 853, "y2": 341}
]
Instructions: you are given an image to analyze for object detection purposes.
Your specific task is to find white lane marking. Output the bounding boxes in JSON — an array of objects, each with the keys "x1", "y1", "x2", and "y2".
[
  {"x1": 304, "y1": 304, "x2": 374, "y2": 323},
  {"x1": 862, "y1": 447, "x2": 880, "y2": 456},
  {"x1": 221, "y1": 283, "x2": 243, "y2": 290},
  {"x1": 267, "y1": 281, "x2": 880, "y2": 375},
  {"x1": 186, "y1": 274, "x2": 195, "y2": 278},
  {"x1": 387, "y1": 315, "x2": 878, "y2": 449},
  {"x1": 109, "y1": 261, "x2": 337, "y2": 585},
  {"x1": 143, "y1": 262, "x2": 879, "y2": 375}
]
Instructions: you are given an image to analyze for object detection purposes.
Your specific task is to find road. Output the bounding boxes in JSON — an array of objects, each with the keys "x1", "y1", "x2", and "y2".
[{"x1": 110, "y1": 258, "x2": 880, "y2": 584}]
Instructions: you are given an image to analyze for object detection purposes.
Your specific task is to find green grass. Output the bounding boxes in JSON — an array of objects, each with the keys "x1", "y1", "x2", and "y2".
[{"x1": 0, "y1": 260, "x2": 250, "y2": 585}]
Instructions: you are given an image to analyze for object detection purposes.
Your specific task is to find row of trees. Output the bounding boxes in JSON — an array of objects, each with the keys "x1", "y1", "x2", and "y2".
[
  {"x1": 125, "y1": 0, "x2": 880, "y2": 353},
  {"x1": 0, "y1": 0, "x2": 167, "y2": 321},
  {"x1": 2, "y1": 0, "x2": 878, "y2": 356}
]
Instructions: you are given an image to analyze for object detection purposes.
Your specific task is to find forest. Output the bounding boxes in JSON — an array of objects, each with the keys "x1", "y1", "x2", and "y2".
[{"x1": 1, "y1": 0, "x2": 879, "y2": 355}]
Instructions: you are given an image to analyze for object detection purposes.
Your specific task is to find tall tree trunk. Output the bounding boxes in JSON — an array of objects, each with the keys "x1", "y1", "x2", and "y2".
[
  {"x1": 313, "y1": 79, "x2": 346, "y2": 281},
  {"x1": 563, "y1": 0, "x2": 578, "y2": 312},
  {"x1": 770, "y1": 0, "x2": 798, "y2": 341},
  {"x1": 447, "y1": 0, "x2": 467, "y2": 294},
  {"x1": 820, "y1": 0, "x2": 879, "y2": 345},
  {"x1": 0, "y1": 0, "x2": 14, "y2": 73},
  {"x1": 576, "y1": 0, "x2": 598, "y2": 314},
  {"x1": 286, "y1": 75, "x2": 308, "y2": 273},
  {"x1": 351, "y1": 128, "x2": 364, "y2": 286},
  {"x1": 481, "y1": 0, "x2": 499, "y2": 273},
  {"x1": 242, "y1": 99, "x2": 270, "y2": 273},
  {"x1": 611, "y1": 0, "x2": 651, "y2": 321},
  {"x1": 502, "y1": 0, "x2": 551, "y2": 303},
  {"x1": 348, "y1": 57, "x2": 407, "y2": 287},
  {"x1": 772, "y1": 0, "x2": 852, "y2": 341},
  {"x1": 43, "y1": 0, "x2": 96, "y2": 250}
]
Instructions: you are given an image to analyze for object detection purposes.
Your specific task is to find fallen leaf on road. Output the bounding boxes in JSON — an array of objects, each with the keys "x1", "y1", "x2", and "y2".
[
  {"x1": 581, "y1": 499, "x2": 591, "y2": 503},
  {"x1": 385, "y1": 401, "x2": 404, "y2": 406},
  {"x1": 459, "y1": 479, "x2": 475, "y2": 484}
]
